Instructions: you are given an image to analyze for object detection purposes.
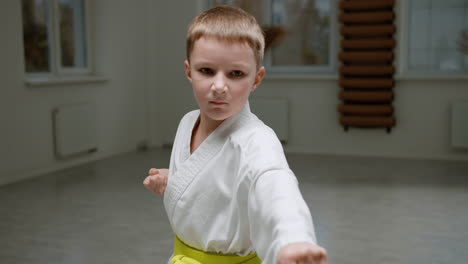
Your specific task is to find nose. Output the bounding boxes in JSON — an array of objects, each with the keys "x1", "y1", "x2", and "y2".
[{"x1": 211, "y1": 73, "x2": 228, "y2": 93}]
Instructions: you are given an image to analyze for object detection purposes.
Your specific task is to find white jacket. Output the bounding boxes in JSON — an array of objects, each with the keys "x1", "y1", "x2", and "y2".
[{"x1": 164, "y1": 102, "x2": 316, "y2": 264}]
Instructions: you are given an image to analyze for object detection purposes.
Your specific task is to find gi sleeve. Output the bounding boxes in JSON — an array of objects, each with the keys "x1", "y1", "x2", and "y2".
[{"x1": 245, "y1": 128, "x2": 317, "y2": 264}]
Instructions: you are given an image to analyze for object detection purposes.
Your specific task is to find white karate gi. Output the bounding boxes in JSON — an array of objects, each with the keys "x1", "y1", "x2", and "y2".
[{"x1": 164, "y1": 102, "x2": 317, "y2": 264}]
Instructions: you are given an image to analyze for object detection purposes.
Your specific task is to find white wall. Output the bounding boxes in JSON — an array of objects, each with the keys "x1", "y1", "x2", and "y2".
[
  {"x1": 1, "y1": 0, "x2": 466, "y2": 186},
  {"x1": 0, "y1": 0, "x2": 150, "y2": 185},
  {"x1": 146, "y1": 1, "x2": 200, "y2": 146},
  {"x1": 147, "y1": 1, "x2": 468, "y2": 161},
  {"x1": 255, "y1": 78, "x2": 468, "y2": 160}
]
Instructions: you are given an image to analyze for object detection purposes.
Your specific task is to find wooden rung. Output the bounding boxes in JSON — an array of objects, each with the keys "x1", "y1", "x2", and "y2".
[
  {"x1": 338, "y1": 104, "x2": 393, "y2": 115},
  {"x1": 339, "y1": 91, "x2": 394, "y2": 102},
  {"x1": 339, "y1": 51, "x2": 393, "y2": 63},
  {"x1": 340, "y1": 78, "x2": 394, "y2": 89},
  {"x1": 341, "y1": 39, "x2": 395, "y2": 50},
  {"x1": 340, "y1": 65, "x2": 395, "y2": 76},
  {"x1": 339, "y1": 0, "x2": 395, "y2": 11},
  {"x1": 341, "y1": 25, "x2": 396, "y2": 37},
  {"x1": 339, "y1": 11, "x2": 394, "y2": 24},
  {"x1": 340, "y1": 116, "x2": 396, "y2": 128}
]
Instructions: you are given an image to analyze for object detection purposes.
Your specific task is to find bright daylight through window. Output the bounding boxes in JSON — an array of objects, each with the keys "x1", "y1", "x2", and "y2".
[
  {"x1": 406, "y1": 0, "x2": 468, "y2": 75},
  {"x1": 210, "y1": 0, "x2": 336, "y2": 73},
  {"x1": 22, "y1": 0, "x2": 89, "y2": 75}
]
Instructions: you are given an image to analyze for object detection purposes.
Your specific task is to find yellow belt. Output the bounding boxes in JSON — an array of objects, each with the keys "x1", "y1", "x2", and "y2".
[{"x1": 171, "y1": 236, "x2": 261, "y2": 264}]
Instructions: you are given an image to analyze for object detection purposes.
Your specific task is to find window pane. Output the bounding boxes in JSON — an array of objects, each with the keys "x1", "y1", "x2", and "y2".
[
  {"x1": 22, "y1": 0, "x2": 51, "y2": 73},
  {"x1": 211, "y1": 0, "x2": 266, "y2": 23},
  {"x1": 408, "y1": 0, "x2": 468, "y2": 74},
  {"x1": 271, "y1": 0, "x2": 330, "y2": 66},
  {"x1": 209, "y1": 0, "x2": 332, "y2": 69},
  {"x1": 58, "y1": 0, "x2": 87, "y2": 68}
]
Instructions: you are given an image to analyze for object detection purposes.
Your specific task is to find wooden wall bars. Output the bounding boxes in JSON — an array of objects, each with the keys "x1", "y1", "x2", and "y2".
[{"x1": 338, "y1": 0, "x2": 396, "y2": 133}]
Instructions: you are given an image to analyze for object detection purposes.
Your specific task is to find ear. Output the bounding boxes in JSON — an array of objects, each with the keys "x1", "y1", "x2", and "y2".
[
  {"x1": 184, "y1": 60, "x2": 192, "y2": 82},
  {"x1": 252, "y1": 66, "x2": 265, "y2": 91}
]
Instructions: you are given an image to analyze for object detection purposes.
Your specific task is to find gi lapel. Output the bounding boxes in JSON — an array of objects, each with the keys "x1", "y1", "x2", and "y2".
[{"x1": 164, "y1": 102, "x2": 252, "y2": 221}]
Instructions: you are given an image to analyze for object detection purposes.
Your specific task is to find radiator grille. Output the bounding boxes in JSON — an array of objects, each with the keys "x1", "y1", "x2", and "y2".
[
  {"x1": 451, "y1": 102, "x2": 468, "y2": 149},
  {"x1": 52, "y1": 103, "x2": 98, "y2": 159},
  {"x1": 250, "y1": 98, "x2": 289, "y2": 144}
]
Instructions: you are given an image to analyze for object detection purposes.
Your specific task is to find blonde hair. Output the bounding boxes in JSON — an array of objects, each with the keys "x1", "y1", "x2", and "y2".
[{"x1": 186, "y1": 6, "x2": 265, "y2": 68}]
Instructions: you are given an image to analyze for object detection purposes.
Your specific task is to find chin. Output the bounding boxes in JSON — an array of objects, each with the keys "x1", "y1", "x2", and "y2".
[
  {"x1": 201, "y1": 107, "x2": 232, "y2": 120},
  {"x1": 206, "y1": 112, "x2": 232, "y2": 121}
]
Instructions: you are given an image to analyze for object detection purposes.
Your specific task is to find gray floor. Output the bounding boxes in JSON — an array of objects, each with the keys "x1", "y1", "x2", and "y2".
[{"x1": 1, "y1": 148, "x2": 467, "y2": 264}]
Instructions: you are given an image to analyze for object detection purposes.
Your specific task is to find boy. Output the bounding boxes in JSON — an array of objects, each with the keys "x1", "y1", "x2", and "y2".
[{"x1": 144, "y1": 6, "x2": 327, "y2": 264}]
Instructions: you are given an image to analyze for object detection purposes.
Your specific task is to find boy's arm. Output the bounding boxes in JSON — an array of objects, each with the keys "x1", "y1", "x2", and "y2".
[
  {"x1": 247, "y1": 168, "x2": 327, "y2": 264},
  {"x1": 276, "y1": 242, "x2": 327, "y2": 264},
  {"x1": 143, "y1": 168, "x2": 168, "y2": 195}
]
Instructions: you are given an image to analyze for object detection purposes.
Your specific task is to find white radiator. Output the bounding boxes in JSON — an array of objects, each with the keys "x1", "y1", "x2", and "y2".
[
  {"x1": 250, "y1": 98, "x2": 289, "y2": 144},
  {"x1": 451, "y1": 101, "x2": 468, "y2": 149},
  {"x1": 52, "y1": 103, "x2": 98, "y2": 159}
]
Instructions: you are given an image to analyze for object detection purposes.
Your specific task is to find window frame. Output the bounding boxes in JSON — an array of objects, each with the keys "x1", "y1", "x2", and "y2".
[
  {"x1": 23, "y1": 0, "x2": 93, "y2": 81},
  {"x1": 205, "y1": 0, "x2": 339, "y2": 76}
]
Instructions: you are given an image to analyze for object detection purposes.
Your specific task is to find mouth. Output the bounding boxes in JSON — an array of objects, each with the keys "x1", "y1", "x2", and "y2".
[{"x1": 209, "y1": 101, "x2": 227, "y2": 106}]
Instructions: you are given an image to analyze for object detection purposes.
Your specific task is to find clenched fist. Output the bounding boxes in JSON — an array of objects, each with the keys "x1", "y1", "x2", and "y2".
[
  {"x1": 143, "y1": 168, "x2": 168, "y2": 195},
  {"x1": 276, "y1": 242, "x2": 327, "y2": 264}
]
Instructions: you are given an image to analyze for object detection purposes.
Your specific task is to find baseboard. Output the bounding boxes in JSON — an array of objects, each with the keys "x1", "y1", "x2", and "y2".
[{"x1": 0, "y1": 151, "x2": 114, "y2": 187}]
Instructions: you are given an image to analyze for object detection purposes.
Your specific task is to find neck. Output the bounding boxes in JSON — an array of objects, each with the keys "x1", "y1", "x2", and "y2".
[
  {"x1": 190, "y1": 114, "x2": 225, "y2": 154},
  {"x1": 198, "y1": 114, "x2": 225, "y2": 136}
]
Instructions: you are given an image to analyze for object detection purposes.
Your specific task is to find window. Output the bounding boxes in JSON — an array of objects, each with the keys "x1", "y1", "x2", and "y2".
[
  {"x1": 405, "y1": 0, "x2": 468, "y2": 76},
  {"x1": 22, "y1": 0, "x2": 90, "y2": 77},
  {"x1": 209, "y1": 0, "x2": 337, "y2": 74}
]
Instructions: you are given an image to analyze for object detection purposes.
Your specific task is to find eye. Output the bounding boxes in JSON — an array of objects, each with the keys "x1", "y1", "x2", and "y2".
[
  {"x1": 230, "y1": 70, "x2": 244, "y2": 77},
  {"x1": 199, "y1": 68, "x2": 214, "y2": 75}
]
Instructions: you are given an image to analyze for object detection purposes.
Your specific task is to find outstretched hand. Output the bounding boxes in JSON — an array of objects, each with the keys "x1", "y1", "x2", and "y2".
[
  {"x1": 276, "y1": 242, "x2": 327, "y2": 264},
  {"x1": 143, "y1": 168, "x2": 168, "y2": 195}
]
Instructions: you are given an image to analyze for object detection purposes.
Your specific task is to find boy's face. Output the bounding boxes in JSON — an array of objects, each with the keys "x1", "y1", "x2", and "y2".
[{"x1": 184, "y1": 36, "x2": 265, "y2": 125}]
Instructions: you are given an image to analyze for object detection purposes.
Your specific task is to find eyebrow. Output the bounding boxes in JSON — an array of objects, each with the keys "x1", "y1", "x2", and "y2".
[{"x1": 191, "y1": 61, "x2": 251, "y2": 70}]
